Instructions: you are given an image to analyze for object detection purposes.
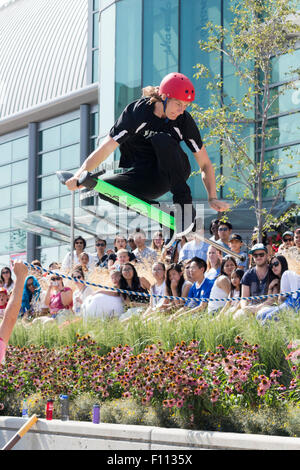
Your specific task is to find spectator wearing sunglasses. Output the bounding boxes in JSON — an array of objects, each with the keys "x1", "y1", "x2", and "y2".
[
  {"x1": 44, "y1": 274, "x2": 73, "y2": 317},
  {"x1": 20, "y1": 275, "x2": 42, "y2": 317},
  {"x1": 278, "y1": 231, "x2": 294, "y2": 253},
  {"x1": 71, "y1": 266, "x2": 95, "y2": 315},
  {"x1": 61, "y1": 236, "x2": 92, "y2": 273},
  {"x1": 256, "y1": 254, "x2": 300, "y2": 323},
  {"x1": 93, "y1": 238, "x2": 109, "y2": 268},
  {"x1": 233, "y1": 243, "x2": 278, "y2": 319},
  {"x1": 1, "y1": 267, "x2": 15, "y2": 294},
  {"x1": 216, "y1": 221, "x2": 232, "y2": 252}
]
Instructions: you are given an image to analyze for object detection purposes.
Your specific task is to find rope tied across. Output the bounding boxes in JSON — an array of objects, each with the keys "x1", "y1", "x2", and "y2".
[{"x1": 22, "y1": 261, "x2": 300, "y2": 304}]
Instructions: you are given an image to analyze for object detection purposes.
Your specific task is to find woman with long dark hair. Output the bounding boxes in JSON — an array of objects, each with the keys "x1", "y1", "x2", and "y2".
[
  {"x1": 1, "y1": 266, "x2": 14, "y2": 294},
  {"x1": 207, "y1": 256, "x2": 237, "y2": 314},
  {"x1": 256, "y1": 254, "x2": 300, "y2": 323},
  {"x1": 158, "y1": 263, "x2": 192, "y2": 311},
  {"x1": 117, "y1": 263, "x2": 149, "y2": 321},
  {"x1": 119, "y1": 263, "x2": 149, "y2": 304}
]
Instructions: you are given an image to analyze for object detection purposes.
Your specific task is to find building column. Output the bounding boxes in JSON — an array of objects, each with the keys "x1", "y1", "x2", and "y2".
[
  {"x1": 27, "y1": 122, "x2": 38, "y2": 262},
  {"x1": 80, "y1": 103, "x2": 90, "y2": 165}
]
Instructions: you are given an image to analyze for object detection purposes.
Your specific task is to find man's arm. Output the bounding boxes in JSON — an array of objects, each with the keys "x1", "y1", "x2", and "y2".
[
  {"x1": 193, "y1": 145, "x2": 230, "y2": 212},
  {"x1": 66, "y1": 135, "x2": 119, "y2": 190}
]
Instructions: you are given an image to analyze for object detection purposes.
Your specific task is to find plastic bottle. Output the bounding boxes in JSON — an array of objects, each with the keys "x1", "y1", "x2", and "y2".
[
  {"x1": 74, "y1": 300, "x2": 81, "y2": 315},
  {"x1": 22, "y1": 398, "x2": 29, "y2": 418},
  {"x1": 46, "y1": 399, "x2": 54, "y2": 420},
  {"x1": 92, "y1": 404, "x2": 100, "y2": 424},
  {"x1": 60, "y1": 394, "x2": 69, "y2": 421}
]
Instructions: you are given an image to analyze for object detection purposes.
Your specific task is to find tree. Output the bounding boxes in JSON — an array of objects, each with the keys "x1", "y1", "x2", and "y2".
[{"x1": 191, "y1": 0, "x2": 300, "y2": 241}]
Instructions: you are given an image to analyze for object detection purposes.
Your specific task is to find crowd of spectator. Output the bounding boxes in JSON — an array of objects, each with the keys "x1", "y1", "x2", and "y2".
[{"x1": 1, "y1": 223, "x2": 300, "y2": 327}]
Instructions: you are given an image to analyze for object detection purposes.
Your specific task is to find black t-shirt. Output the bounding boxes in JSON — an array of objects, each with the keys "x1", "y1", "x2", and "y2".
[
  {"x1": 109, "y1": 97, "x2": 203, "y2": 168},
  {"x1": 241, "y1": 267, "x2": 270, "y2": 304}
]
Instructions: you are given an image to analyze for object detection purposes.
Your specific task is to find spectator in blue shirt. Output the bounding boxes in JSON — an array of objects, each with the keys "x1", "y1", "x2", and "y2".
[
  {"x1": 169, "y1": 257, "x2": 214, "y2": 320},
  {"x1": 228, "y1": 233, "x2": 248, "y2": 270},
  {"x1": 216, "y1": 221, "x2": 232, "y2": 253},
  {"x1": 178, "y1": 234, "x2": 210, "y2": 263}
]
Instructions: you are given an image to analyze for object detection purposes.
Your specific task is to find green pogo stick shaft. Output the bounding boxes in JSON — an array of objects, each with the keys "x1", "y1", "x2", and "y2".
[{"x1": 94, "y1": 179, "x2": 176, "y2": 230}]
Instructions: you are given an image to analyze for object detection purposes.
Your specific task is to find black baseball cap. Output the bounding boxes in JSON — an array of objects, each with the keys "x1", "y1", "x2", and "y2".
[{"x1": 229, "y1": 233, "x2": 243, "y2": 242}]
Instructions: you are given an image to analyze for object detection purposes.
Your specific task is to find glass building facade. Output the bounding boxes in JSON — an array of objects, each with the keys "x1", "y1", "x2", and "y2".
[{"x1": 0, "y1": 0, "x2": 299, "y2": 268}]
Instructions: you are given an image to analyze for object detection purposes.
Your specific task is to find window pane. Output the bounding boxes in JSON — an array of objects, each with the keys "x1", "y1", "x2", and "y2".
[
  {"x1": 39, "y1": 150, "x2": 60, "y2": 175},
  {"x1": 10, "y1": 229, "x2": 27, "y2": 252},
  {"x1": 0, "y1": 187, "x2": 11, "y2": 208},
  {"x1": 40, "y1": 246, "x2": 60, "y2": 267},
  {"x1": 115, "y1": 0, "x2": 142, "y2": 118},
  {"x1": 12, "y1": 136, "x2": 28, "y2": 160},
  {"x1": 143, "y1": 0, "x2": 179, "y2": 86},
  {"x1": 0, "y1": 141, "x2": 12, "y2": 164},
  {"x1": 60, "y1": 144, "x2": 80, "y2": 170},
  {"x1": 39, "y1": 126, "x2": 60, "y2": 152},
  {"x1": 40, "y1": 174, "x2": 60, "y2": 199},
  {"x1": 265, "y1": 113, "x2": 300, "y2": 147},
  {"x1": 11, "y1": 205, "x2": 27, "y2": 228},
  {"x1": 12, "y1": 159, "x2": 28, "y2": 184},
  {"x1": 0, "y1": 164, "x2": 11, "y2": 187},
  {"x1": 0, "y1": 232, "x2": 10, "y2": 253},
  {"x1": 0, "y1": 254, "x2": 10, "y2": 267},
  {"x1": 92, "y1": 49, "x2": 99, "y2": 83},
  {"x1": 181, "y1": 0, "x2": 221, "y2": 109},
  {"x1": 0, "y1": 210, "x2": 11, "y2": 230},
  {"x1": 40, "y1": 198, "x2": 60, "y2": 211},
  {"x1": 269, "y1": 81, "x2": 300, "y2": 115},
  {"x1": 265, "y1": 144, "x2": 300, "y2": 177},
  {"x1": 285, "y1": 176, "x2": 300, "y2": 201},
  {"x1": 271, "y1": 49, "x2": 300, "y2": 84},
  {"x1": 90, "y1": 112, "x2": 99, "y2": 137},
  {"x1": 11, "y1": 182, "x2": 27, "y2": 206},
  {"x1": 61, "y1": 120, "x2": 80, "y2": 147},
  {"x1": 93, "y1": 12, "x2": 99, "y2": 48}
]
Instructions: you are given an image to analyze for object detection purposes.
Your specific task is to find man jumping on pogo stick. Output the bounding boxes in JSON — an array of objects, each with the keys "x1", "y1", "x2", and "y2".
[{"x1": 65, "y1": 72, "x2": 229, "y2": 241}]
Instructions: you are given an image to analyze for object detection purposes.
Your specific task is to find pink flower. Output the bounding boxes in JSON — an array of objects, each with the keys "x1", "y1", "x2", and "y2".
[{"x1": 270, "y1": 369, "x2": 282, "y2": 379}]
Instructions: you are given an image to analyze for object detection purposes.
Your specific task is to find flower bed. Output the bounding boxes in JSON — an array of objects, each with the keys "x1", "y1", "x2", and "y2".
[{"x1": 1, "y1": 332, "x2": 299, "y2": 434}]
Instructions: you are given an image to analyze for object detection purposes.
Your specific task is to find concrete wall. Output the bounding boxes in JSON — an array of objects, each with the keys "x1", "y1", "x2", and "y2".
[{"x1": 1, "y1": 417, "x2": 300, "y2": 450}]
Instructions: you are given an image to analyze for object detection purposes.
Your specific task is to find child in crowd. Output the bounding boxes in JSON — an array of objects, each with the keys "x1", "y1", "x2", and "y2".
[{"x1": 228, "y1": 234, "x2": 248, "y2": 270}]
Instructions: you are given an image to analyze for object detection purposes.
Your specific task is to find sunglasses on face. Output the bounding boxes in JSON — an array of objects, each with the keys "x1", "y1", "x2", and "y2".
[
  {"x1": 96, "y1": 242, "x2": 106, "y2": 247},
  {"x1": 2, "y1": 271, "x2": 10, "y2": 274},
  {"x1": 218, "y1": 227, "x2": 228, "y2": 231},
  {"x1": 252, "y1": 252, "x2": 266, "y2": 258},
  {"x1": 270, "y1": 261, "x2": 280, "y2": 268},
  {"x1": 283, "y1": 238, "x2": 293, "y2": 242},
  {"x1": 51, "y1": 277, "x2": 61, "y2": 281}
]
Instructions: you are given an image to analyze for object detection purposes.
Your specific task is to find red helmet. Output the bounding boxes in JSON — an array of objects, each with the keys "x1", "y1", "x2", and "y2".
[{"x1": 159, "y1": 72, "x2": 195, "y2": 102}]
